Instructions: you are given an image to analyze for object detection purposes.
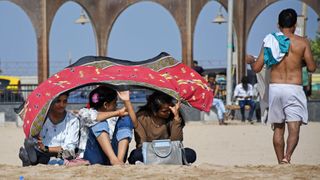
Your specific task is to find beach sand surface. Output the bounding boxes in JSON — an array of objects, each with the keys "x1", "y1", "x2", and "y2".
[{"x1": 0, "y1": 120, "x2": 319, "y2": 179}]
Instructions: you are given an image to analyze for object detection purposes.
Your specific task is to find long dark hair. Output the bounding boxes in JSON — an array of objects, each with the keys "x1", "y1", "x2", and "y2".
[
  {"x1": 88, "y1": 85, "x2": 117, "y2": 110},
  {"x1": 139, "y1": 91, "x2": 174, "y2": 115},
  {"x1": 138, "y1": 91, "x2": 185, "y2": 126},
  {"x1": 241, "y1": 76, "x2": 249, "y2": 92}
]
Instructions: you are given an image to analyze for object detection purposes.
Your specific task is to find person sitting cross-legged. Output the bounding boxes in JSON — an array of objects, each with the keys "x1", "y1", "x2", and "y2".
[
  {"x1": 19, "y1": 92, "x2": 80, "y2": 166},
  {"x1": 128, "y1": 91, "x2": 196, "y2": 165}
]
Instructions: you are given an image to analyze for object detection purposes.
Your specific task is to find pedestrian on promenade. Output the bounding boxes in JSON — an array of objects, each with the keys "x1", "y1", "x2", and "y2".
[{"x1": 246, "y1": 8, "x2": 316, "y2": 164}]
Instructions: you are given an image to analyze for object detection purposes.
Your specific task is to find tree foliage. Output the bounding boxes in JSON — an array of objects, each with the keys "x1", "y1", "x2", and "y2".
[{"x1": 310, "y1": 32, "x2": 320, "y2": 70}]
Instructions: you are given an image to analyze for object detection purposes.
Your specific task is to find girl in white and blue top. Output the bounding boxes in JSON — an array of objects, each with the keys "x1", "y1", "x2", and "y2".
[{"x1": 77, "y1": 86, "x2": 137, "y2": 165}]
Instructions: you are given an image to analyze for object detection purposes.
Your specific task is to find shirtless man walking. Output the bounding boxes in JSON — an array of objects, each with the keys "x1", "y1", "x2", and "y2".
[{"x1": 246, "y1": 8, "x2": 316, "y2": 164}]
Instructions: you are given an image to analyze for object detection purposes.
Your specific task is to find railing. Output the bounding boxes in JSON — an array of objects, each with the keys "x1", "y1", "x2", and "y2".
[
  {"x1": 0, "y1": 84, "x2": 150, "y2": 104},
  {"x1": 0, "y1": 84, "x2": 37, "y2": 103}
]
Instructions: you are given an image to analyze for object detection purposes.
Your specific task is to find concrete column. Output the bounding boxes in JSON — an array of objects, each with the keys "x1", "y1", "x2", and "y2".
[
  {"x1": 0, "y1": 112, "x2": 5, "y2": 126},
  {"x1": 38, "y1": 0, "x2": 49, "y2": 83}
]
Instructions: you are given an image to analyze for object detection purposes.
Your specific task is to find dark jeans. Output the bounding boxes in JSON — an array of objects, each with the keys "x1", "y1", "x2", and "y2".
[
  {"x1": 255, "y1": 101, "x2": 261, "y2": 122},
  {"x1": 24, "y1": 138, "x2": 56, "y2": 165},
  {"x1": 128, "y1": 147, "x2": 197, "y2": 165},
  {"x1": 239, "y1": 99, "x2": 256, "y2": 121}
]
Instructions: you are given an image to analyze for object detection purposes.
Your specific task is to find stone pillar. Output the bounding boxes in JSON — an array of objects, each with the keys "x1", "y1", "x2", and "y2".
[{"x1": 38, "y1": 0, "x2": 49, "y2": 83}]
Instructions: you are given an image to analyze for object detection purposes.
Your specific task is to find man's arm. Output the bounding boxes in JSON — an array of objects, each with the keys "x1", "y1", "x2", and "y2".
[
  {"x1": 303, "y1": 39, "x2": 316, "y2": 73},
  {"x1": 246, "y1": 45, "x2": 265, "y2": 73}
]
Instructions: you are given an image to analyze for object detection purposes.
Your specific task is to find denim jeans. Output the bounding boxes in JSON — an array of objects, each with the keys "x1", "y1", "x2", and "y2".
[
  {"x1": 239, "y1": 99, "x2": 256, "y2": 121},
  {"x1": 212, "y1": 98, "x2": 226, "y2": 120},
  {"x1": 83, "y1": 116, "x2": 133, "y2": 165}
]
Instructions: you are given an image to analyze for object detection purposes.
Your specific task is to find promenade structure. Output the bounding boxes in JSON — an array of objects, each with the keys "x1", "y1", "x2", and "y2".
[{"x1": 4, "y1": 0, "x2": 320, "y2": 83}]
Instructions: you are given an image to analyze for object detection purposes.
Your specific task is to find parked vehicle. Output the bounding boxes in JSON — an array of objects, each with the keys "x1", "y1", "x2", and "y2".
[{"x1": 0, "y1": 75, "x2": 24, "y2": 102}]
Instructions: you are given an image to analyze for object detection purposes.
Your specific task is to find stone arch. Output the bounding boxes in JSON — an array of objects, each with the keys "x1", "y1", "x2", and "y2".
[
  {"x1": 3, "y1": 0, "x2": 320, "y2": 82},
  {"x1": 246, "y1": 0, "x2": 320, "y2": 39},
  {"x1": 49, "y1": 1, "x2": 96, "y2": 75},
  {"x1": 104, "y1": 1, "x2": 181, "y2": 58},
  {"x1": 0, "y1": 1, "x2": 37, "y2": 75},
  {"x1": 107, "y1": 1, "x2": 182, "y2": 60},
  {"x1": 193, "y1": 0, "x2": 229, "y2": 68}
]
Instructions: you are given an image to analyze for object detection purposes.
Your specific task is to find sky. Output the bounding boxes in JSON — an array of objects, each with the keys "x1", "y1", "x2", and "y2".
[{"x1": 0, "y1": 0, "x2": 318, "y2": 76}]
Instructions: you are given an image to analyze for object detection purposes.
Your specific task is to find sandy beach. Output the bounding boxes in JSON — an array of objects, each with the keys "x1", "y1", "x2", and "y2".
[{"x1": 0, "y1": 120, "x2": 319, "y2": 179}]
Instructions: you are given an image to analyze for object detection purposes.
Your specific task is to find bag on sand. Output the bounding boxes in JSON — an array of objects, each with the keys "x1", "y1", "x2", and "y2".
[{"x1": 142, "y1": 139, "x2": 187, "y2": 165}]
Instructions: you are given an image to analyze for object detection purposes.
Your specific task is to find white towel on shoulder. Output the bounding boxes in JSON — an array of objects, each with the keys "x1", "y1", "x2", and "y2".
[{"x1": 263, "y1": 32, "x2": 285, "y2": 63}]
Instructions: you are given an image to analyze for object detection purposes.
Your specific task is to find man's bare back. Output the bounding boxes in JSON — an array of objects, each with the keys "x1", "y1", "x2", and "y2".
[
  {"x1": 247, "y1": 29, "x2": 316, "y2": 82},
  {"x1": 270, "y1": 31, "x2": 315, "y2": 84}
]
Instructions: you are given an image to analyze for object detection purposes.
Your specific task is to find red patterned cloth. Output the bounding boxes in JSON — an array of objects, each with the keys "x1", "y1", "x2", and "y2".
[{"x1": 19, "y1": 53, "x2": 213, "y2": 138}]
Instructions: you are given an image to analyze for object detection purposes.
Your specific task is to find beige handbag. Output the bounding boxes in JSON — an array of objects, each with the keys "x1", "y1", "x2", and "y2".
[{"x1": 142, "y1": 139, "x2": 187, "y2": 165}]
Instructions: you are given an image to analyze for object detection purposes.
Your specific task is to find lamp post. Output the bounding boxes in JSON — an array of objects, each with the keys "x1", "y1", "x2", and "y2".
[
  {"x1": 212, "y1": 1, "x2": 233, "y2": 105},
  {"x1": 225, "y1": 0, "x2": 234, "y2": 106}
]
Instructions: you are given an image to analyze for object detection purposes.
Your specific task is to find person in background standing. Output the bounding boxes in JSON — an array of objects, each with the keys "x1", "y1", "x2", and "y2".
[{"x1": 192, "y1": 60, "x2": 204, "y2": 76}]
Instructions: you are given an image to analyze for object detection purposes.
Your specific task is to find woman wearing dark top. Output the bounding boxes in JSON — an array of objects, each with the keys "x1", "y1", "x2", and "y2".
[{"x1": 128, "y1": 91, "x2": 196, "y2": 164}]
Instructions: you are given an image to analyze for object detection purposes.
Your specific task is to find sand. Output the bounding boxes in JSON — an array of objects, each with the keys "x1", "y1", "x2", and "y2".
[{"x1": 0, "y1": 120, "x2": 319, "y2": 179}]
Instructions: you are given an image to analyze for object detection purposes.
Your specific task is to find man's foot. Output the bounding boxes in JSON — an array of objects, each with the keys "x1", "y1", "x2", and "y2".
[
  {"x1": 24, "y1": 138, "x2": 37, "y2": 164},
  {"x1": 19, "y1": 147, "x2": 31, "y2": 167},
  {"x1": 280, "y1": 158, "x2": 290, "y2": 164}
]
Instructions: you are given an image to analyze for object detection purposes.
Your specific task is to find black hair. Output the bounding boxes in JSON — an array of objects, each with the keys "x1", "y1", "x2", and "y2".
[
  {"x1": 208, "y1": 73, "x2": 217, "y2": 79},
  {"x1": 60, "y1": 91, "x2": 70, "y2": 97},
  {"x1": 140, "y1": 91, "x2": 174, "y2": 114},
  {"x1": 241, "y1": 76, "x2": 249, "y2": 92},
  {"x1": 138, "y1": 91, "x2": 185, "y2": 127},
  {"x1": 193, "y1": 60, "x2": 198, "y2": 65},
  {"x1": 89, "y1": 85, "x2": 117, "y2": 110},
  {"x1": 52, "y1": 91, "x2": 69, "y2": 104},
  {"x1": 278, "y1": 8, "x2": 297, "y2": 28}
]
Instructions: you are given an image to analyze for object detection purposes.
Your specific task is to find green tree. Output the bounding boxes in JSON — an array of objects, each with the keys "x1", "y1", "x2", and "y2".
[{"x1": 310, "y1": 32, "x2": 320, "y2": 72}]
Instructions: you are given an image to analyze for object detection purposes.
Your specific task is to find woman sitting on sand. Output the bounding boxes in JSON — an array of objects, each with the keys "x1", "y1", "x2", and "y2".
[
  {"x1": 19, "y1": 92, "x2": 80, "y2": 166},
  {"x1": 77, "y1": 86, "x2": 137, "y2": 165},
  {"x1": 128, "y1": 91, "x2": 196, "y2": 164}
]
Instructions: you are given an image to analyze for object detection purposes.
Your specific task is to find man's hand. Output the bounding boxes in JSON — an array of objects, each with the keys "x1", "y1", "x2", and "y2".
[
  {"x1": 246, "y1": 54, "x2": 256, "y2": 64},
  {"x1": 117, "y1": 91, "x2": 130, "y2": 101}
]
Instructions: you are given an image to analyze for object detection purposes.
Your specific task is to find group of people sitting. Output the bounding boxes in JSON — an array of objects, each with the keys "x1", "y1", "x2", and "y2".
[
  {"x1": 207, "y1": 73, "x2": 259, "y2": 124},
  {"x1": 18, "y1": 86, "x2": 196, "y2": 166}
]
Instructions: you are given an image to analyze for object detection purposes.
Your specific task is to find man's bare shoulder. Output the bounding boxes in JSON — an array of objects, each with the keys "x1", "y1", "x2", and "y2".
[{"x1": 292, "y1": 35, "x2": 309, "y2": 44}]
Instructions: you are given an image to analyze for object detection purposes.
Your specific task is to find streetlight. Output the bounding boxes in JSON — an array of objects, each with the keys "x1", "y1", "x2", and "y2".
[
  {"x1": 212, "y1": 1, "x2": 233, "y2": 106},
  {"x1": 212, "y1": 6, "x2": 227, "y2": 24},
  {"x1": 75, "y1": 9, "x2": 90, "y2": 25}
]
